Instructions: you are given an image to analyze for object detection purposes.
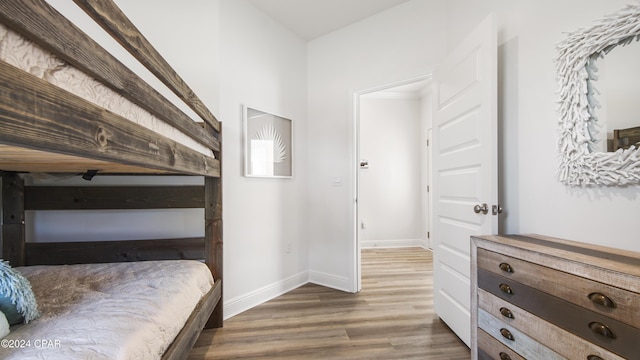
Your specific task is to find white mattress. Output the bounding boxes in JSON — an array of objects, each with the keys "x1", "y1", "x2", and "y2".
[
  {"x1": 0, "y1": 260, "x2": 214, "y2": 360},
  {"x1": 0, "y1": 23, "x2": 214, "y2": 158}
]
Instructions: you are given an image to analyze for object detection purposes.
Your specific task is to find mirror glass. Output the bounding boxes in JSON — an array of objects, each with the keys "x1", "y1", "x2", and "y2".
[{"x1": 592, "y1": 41, "x2": 640, "y2": 152}]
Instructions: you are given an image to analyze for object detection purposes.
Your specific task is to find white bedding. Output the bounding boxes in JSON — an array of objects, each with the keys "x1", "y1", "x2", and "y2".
[{"x1": 0, "y1": 260, "x2": 214, "y2": 360}]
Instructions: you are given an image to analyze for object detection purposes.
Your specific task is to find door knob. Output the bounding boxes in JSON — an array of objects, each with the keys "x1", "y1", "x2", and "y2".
[{"x1": 473, "y1": 203, "x2": 489, "y2": 214}]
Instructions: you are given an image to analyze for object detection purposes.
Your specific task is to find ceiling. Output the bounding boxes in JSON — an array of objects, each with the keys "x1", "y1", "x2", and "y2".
[{"x1": 247, "y1": 0, "x2": 411, "y2": 40}]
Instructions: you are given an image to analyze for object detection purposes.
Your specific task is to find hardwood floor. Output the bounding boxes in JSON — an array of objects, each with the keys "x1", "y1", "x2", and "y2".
[{"x1": 188, "y1": 247, "x2": 470, "y2": 359}]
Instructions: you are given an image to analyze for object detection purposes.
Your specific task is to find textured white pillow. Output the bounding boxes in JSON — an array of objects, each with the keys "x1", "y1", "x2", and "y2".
[{"x1": 0, "y1": 311, "x2": 9, "y2": 339}]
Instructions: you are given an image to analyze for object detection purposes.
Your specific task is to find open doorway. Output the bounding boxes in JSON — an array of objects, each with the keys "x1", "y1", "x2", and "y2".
[{"x1": 353, "y1": 76, "x2": 432, "y2": 291}]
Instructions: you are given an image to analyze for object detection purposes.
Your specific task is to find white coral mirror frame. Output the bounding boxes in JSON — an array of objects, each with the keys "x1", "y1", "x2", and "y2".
[
  {"x1": 556, "y1": 2, "x2": 640, "y2": 186},
  {"x1": 243, "y1": 106, "x2": 293, "y2": 178}
]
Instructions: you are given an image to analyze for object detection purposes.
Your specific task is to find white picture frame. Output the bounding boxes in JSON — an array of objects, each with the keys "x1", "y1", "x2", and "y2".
[{"x1": 243, "y1": 106, "x2": 293, "y2": 178}]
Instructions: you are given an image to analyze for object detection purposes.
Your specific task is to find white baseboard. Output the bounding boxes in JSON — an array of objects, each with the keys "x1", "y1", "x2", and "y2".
[
  {"x1": 223, "y1": 241, "x2": 430, "y2": 319},
  {"x1": 223, "y1": 271, "x2": 308, "y2": 320},
  {"x1": 360, "y1": 238, "x2": 428, "y2": 249},
  {"x1": 308, "y1": 270, "x2": 354, "y2": 293}
]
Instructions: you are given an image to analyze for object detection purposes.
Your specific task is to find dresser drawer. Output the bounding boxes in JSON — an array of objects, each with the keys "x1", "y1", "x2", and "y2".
[
  {"x1": 479, "y1": 289, "x2": 626, "y2": 360},
  {"x1": 477, "y1": 248, "x2": 640, "y2": 329},
  {"x1": 477, "y1": 328, "x2": 525, "y2": 360},
  {"x1": 478, "y1": 268, "x2": 640, "y2": 359},
  {"x1": 478, "y1": 309, "x2": 565, "y2": 360}
]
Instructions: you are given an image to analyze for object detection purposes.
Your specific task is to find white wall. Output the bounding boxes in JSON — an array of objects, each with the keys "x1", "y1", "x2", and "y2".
[
  {"x1": 218, "y1": 0, "x2": 309, "y2": 318},
  {"x1": 307, "y1": 0, "x2": 448, "y2": 292},
  {"x1": 444, "y1": 0, "x2": 640, "y2": 252},
  {"x1": 359, "y1": 95, "x2": 424, "y2": 248}
]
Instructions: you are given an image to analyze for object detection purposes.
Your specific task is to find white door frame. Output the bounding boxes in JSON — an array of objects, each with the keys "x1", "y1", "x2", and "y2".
[
  {"x1": 351, "y1": 74, "x2": 432, "y2": 292},
  {"x1": 427, "y1": 128, "x2": 433, "y2": 250}
]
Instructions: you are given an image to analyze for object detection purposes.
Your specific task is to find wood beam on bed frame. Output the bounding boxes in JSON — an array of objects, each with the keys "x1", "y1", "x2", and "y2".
[
  {"x1": 74, "y1": 0, "x2": 221, "y2": 133},
  {"x1": 163, "y1": 279, "x2": 222, "y2": 360},
  {"x1": 0, "y1": 145, "x2": 182, "y2": 174},
  {"x1": 0, "y1": 172, "x2": 25, "y2": 266},
  {"x1": 25, "y1": 186, "x2": 204, "y2": 210},
  {"x1": 17, "y1": 183, "x2": 212, "y2": 267},
  {"x1": 25, "y1": 238, "x2": 206, "y2": 266},
  {"x1": 205, "y1": 176, "x2": 223, "y2": 328},
  {"x1": 0, "y1": 0, "x2": 220, "y2": 152},
  {"x1": 0, "y1": 61, "x2": 220, "y2": 177}
]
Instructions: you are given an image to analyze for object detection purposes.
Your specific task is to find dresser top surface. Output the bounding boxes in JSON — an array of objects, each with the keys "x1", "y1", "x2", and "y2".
[{"x1": 472, "y1": 234, "x2": 640, "y2": 280}]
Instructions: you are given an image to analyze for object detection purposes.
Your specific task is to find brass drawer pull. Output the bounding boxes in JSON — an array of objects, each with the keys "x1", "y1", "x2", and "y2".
[
  {"x1": 588, "y1": 322, "x2": 616, "y2": 339},
  {"x1": 500, "y1": 328, "x2": 515, "y2": 341},
  {"x1": 499, "y1": 307, "x2": 514, "y2": 319},
  {"x1": 499, "y1": 283, "x2": 513, "y2": 295},
  {"x1": 499, "y1": 352, "x2": 512, "y2": 360},
  {"x1": 588, "y1": 292, "x2": 616, "y2": 309},
  {"x1": 499, "y1": 262, "x2": 513, "y2": 273},
  {"x1": 587, "y1": 356, "x2": 604, "y2": 360}
]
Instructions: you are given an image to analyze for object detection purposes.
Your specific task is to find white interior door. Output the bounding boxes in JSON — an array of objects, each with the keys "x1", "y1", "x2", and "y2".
[{"x1": 432, "y1": 15, "x2": 497, "y2": 347}]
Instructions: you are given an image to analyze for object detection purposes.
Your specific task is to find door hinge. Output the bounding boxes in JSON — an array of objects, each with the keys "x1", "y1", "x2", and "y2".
[
  {"x1": 427, "y1": 139, "x2": 430, "y2": 146},
  {"x1": 427, "y1": 185, "x2": 430, "y2": 192},
  {"x1": 427, "y1": 231, "x2": 430, "y2": 239}
]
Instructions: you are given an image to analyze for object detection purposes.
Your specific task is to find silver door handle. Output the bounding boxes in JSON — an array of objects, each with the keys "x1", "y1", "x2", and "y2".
[{"x1": 473, "y1": 203, "x2": 489, "y2": 214}]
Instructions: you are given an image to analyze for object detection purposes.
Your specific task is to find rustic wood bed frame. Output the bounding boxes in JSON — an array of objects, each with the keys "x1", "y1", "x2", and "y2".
[
  {"x1": 610, "y1": 126, "x2": 640, "y2": 152},
  {"x1": 0, "y1": 1, "x2": 222, "y2": 359}
]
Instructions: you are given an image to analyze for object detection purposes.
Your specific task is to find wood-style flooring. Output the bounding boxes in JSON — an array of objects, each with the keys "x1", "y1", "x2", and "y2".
[{"x1": 188, "y1": 247, "x2": 470, "y2": 359}]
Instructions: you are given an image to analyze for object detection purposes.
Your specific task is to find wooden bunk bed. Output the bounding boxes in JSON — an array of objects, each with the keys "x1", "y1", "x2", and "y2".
[
  {"x1": 0, "y1": 1, "x2": 222, "y2": 359},
  {"x1": 610, "y1": 125, "x2": 640, "y2": 152}
]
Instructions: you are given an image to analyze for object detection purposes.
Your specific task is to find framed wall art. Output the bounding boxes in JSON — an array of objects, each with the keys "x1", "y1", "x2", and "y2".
[{"x1": 243, "y1": 106, "x2": 293, "y2": 178}]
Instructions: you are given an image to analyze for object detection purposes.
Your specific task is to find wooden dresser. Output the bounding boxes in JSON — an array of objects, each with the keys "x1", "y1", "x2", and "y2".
[{"x1": 470, "y1": 234, "x2": 640, "y2": 360}]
